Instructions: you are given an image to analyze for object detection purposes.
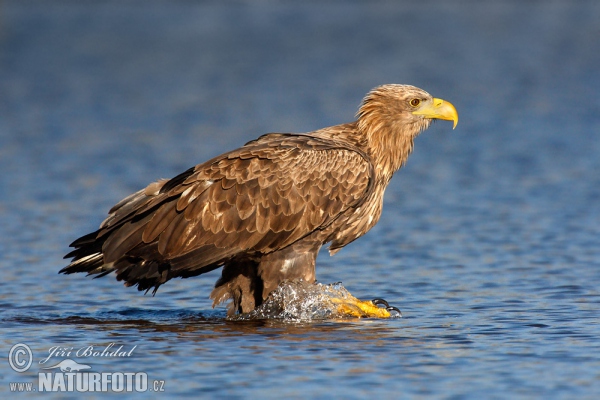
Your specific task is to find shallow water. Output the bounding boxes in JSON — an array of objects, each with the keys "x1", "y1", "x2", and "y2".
[{"x1": 1, "y1": 1, "x2": 600, "y2": 398}]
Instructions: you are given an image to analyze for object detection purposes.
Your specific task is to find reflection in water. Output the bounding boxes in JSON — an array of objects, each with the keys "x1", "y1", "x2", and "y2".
[{"x1": 6, "y1": 308, "x2": 408, "y2": 345}]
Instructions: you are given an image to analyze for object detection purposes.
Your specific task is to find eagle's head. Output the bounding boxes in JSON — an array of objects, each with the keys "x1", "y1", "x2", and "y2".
[{"x1": 356, "y1": 84, "x2": 458, "y2": 178}]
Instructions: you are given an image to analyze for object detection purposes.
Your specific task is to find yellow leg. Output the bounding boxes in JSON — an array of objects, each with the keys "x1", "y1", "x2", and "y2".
[
  {"x1": 330, "y1": 294, "x2": 401, "y2": 318},
  {"x1": 236, "y1": 281, "x2": 401, "y2": 320}
]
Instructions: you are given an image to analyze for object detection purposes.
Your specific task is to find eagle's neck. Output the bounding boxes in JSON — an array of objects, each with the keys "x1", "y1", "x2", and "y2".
[
  {"x1": 357, "y1": 106, "x2": 429, "y2": 184},
  {"x1": 363, "y1": 122, "x2": 415, "y2": 183}
]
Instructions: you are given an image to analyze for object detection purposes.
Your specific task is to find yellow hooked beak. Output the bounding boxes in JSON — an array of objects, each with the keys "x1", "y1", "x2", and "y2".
[{"x1": 412, "y1": 98, "x2": 458, "y2": 129}]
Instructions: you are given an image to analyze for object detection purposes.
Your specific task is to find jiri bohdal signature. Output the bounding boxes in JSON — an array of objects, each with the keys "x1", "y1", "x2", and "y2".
[{"x1": 39, "y1": 343, "x2": 137, "y2": 365}]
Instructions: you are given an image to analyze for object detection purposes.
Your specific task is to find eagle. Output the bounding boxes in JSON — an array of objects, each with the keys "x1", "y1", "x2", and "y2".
[{"x1": 61, "y1": 84, "x2": 458, "y2": 318}]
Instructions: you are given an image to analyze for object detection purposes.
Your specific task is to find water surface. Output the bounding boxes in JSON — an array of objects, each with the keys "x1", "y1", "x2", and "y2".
[{"x1": 1, "y1": 1, "x2": 599, "y2": 398}]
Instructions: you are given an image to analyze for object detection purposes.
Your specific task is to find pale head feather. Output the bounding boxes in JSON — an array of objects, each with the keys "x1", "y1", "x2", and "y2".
[{"x1": 356, "y1": 84, "x2": 434, "y2": 181}]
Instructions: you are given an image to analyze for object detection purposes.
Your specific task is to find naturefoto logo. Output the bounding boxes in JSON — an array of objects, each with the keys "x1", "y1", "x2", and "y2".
[
  {"x1": 42, "y1": 359, "x2": 91, "y2": 372},
  {"x1": 8, "y1": 343, "x2": 165, "y2": 393}
]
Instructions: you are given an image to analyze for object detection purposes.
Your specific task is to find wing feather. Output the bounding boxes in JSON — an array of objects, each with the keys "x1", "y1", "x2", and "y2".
[
  {"x1": 142, "y1": 198, "x2": 179, "y2": 243},
  {"x1": 65, "y1": 133, "x2": 374, "y2": 290}
]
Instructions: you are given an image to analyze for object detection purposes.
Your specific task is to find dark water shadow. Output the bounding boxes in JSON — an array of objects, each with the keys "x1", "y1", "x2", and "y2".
[{"x1": 3, "y1": 307, "x2": 407, "y2": 343}]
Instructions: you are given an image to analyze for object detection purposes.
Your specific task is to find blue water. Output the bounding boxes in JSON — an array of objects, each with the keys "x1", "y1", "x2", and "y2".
[{"x1": 1, "y1": 1, "x2": 600, "y2": 398}]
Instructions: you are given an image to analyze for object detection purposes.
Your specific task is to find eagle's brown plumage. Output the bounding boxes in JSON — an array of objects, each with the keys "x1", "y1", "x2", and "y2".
[{"x1": 62, "y1": 84, "x2": 458, "y2": 316}]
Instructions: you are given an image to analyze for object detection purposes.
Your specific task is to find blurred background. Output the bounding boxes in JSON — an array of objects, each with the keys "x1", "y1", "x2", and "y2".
[{"x1": 1, "y1": 1, "x2": 599, "y2": 398}]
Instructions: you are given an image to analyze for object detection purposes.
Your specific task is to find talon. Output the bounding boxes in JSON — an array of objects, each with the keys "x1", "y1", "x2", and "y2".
[
  {"x1": 328, "y1": 288, "x2": 401, "y2": 319},
  {"x1": 386, "y1": 306, "x2": 402, "y2": 318},
  {"x1": 371, "y1": 298, "x2": 389, "y2": 308}
]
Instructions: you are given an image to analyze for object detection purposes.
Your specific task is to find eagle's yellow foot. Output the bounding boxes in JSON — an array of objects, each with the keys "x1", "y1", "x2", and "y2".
[{"x1": 331, "y1": 295, "x2": 402, "y2": 318}]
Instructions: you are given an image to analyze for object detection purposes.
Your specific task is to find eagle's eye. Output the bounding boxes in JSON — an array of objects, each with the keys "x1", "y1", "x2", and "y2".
[{"x1": 409, "y1": 98, "x2": 421, "y2": 107}]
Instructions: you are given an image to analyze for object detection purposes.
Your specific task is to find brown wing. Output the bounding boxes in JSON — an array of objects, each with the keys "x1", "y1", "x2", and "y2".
[{"x1": 62, "y1": 134, "x2": 373, "y2": 292}]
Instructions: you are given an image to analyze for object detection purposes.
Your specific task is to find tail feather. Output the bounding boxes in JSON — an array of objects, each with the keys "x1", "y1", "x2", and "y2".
[
  {"x1": 68, "y1": 229, "x2": 101, "y2": 248},
  {"x1": 61, "y1": 173, "x2": 234, "y2": 295},
  {"x1": 60, "y1": 252, "x2": 113, "y2": 276}
]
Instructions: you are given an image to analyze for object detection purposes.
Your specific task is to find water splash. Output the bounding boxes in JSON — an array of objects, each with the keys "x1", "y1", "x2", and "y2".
[{"x1": 233, "y1": 281, "x2": 401, "y2": 321}]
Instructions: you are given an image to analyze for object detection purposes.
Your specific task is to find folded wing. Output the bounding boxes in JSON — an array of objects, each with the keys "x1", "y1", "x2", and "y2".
[{"x1": 62, "y1": 134, "x2": 373, "y2": 293}]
